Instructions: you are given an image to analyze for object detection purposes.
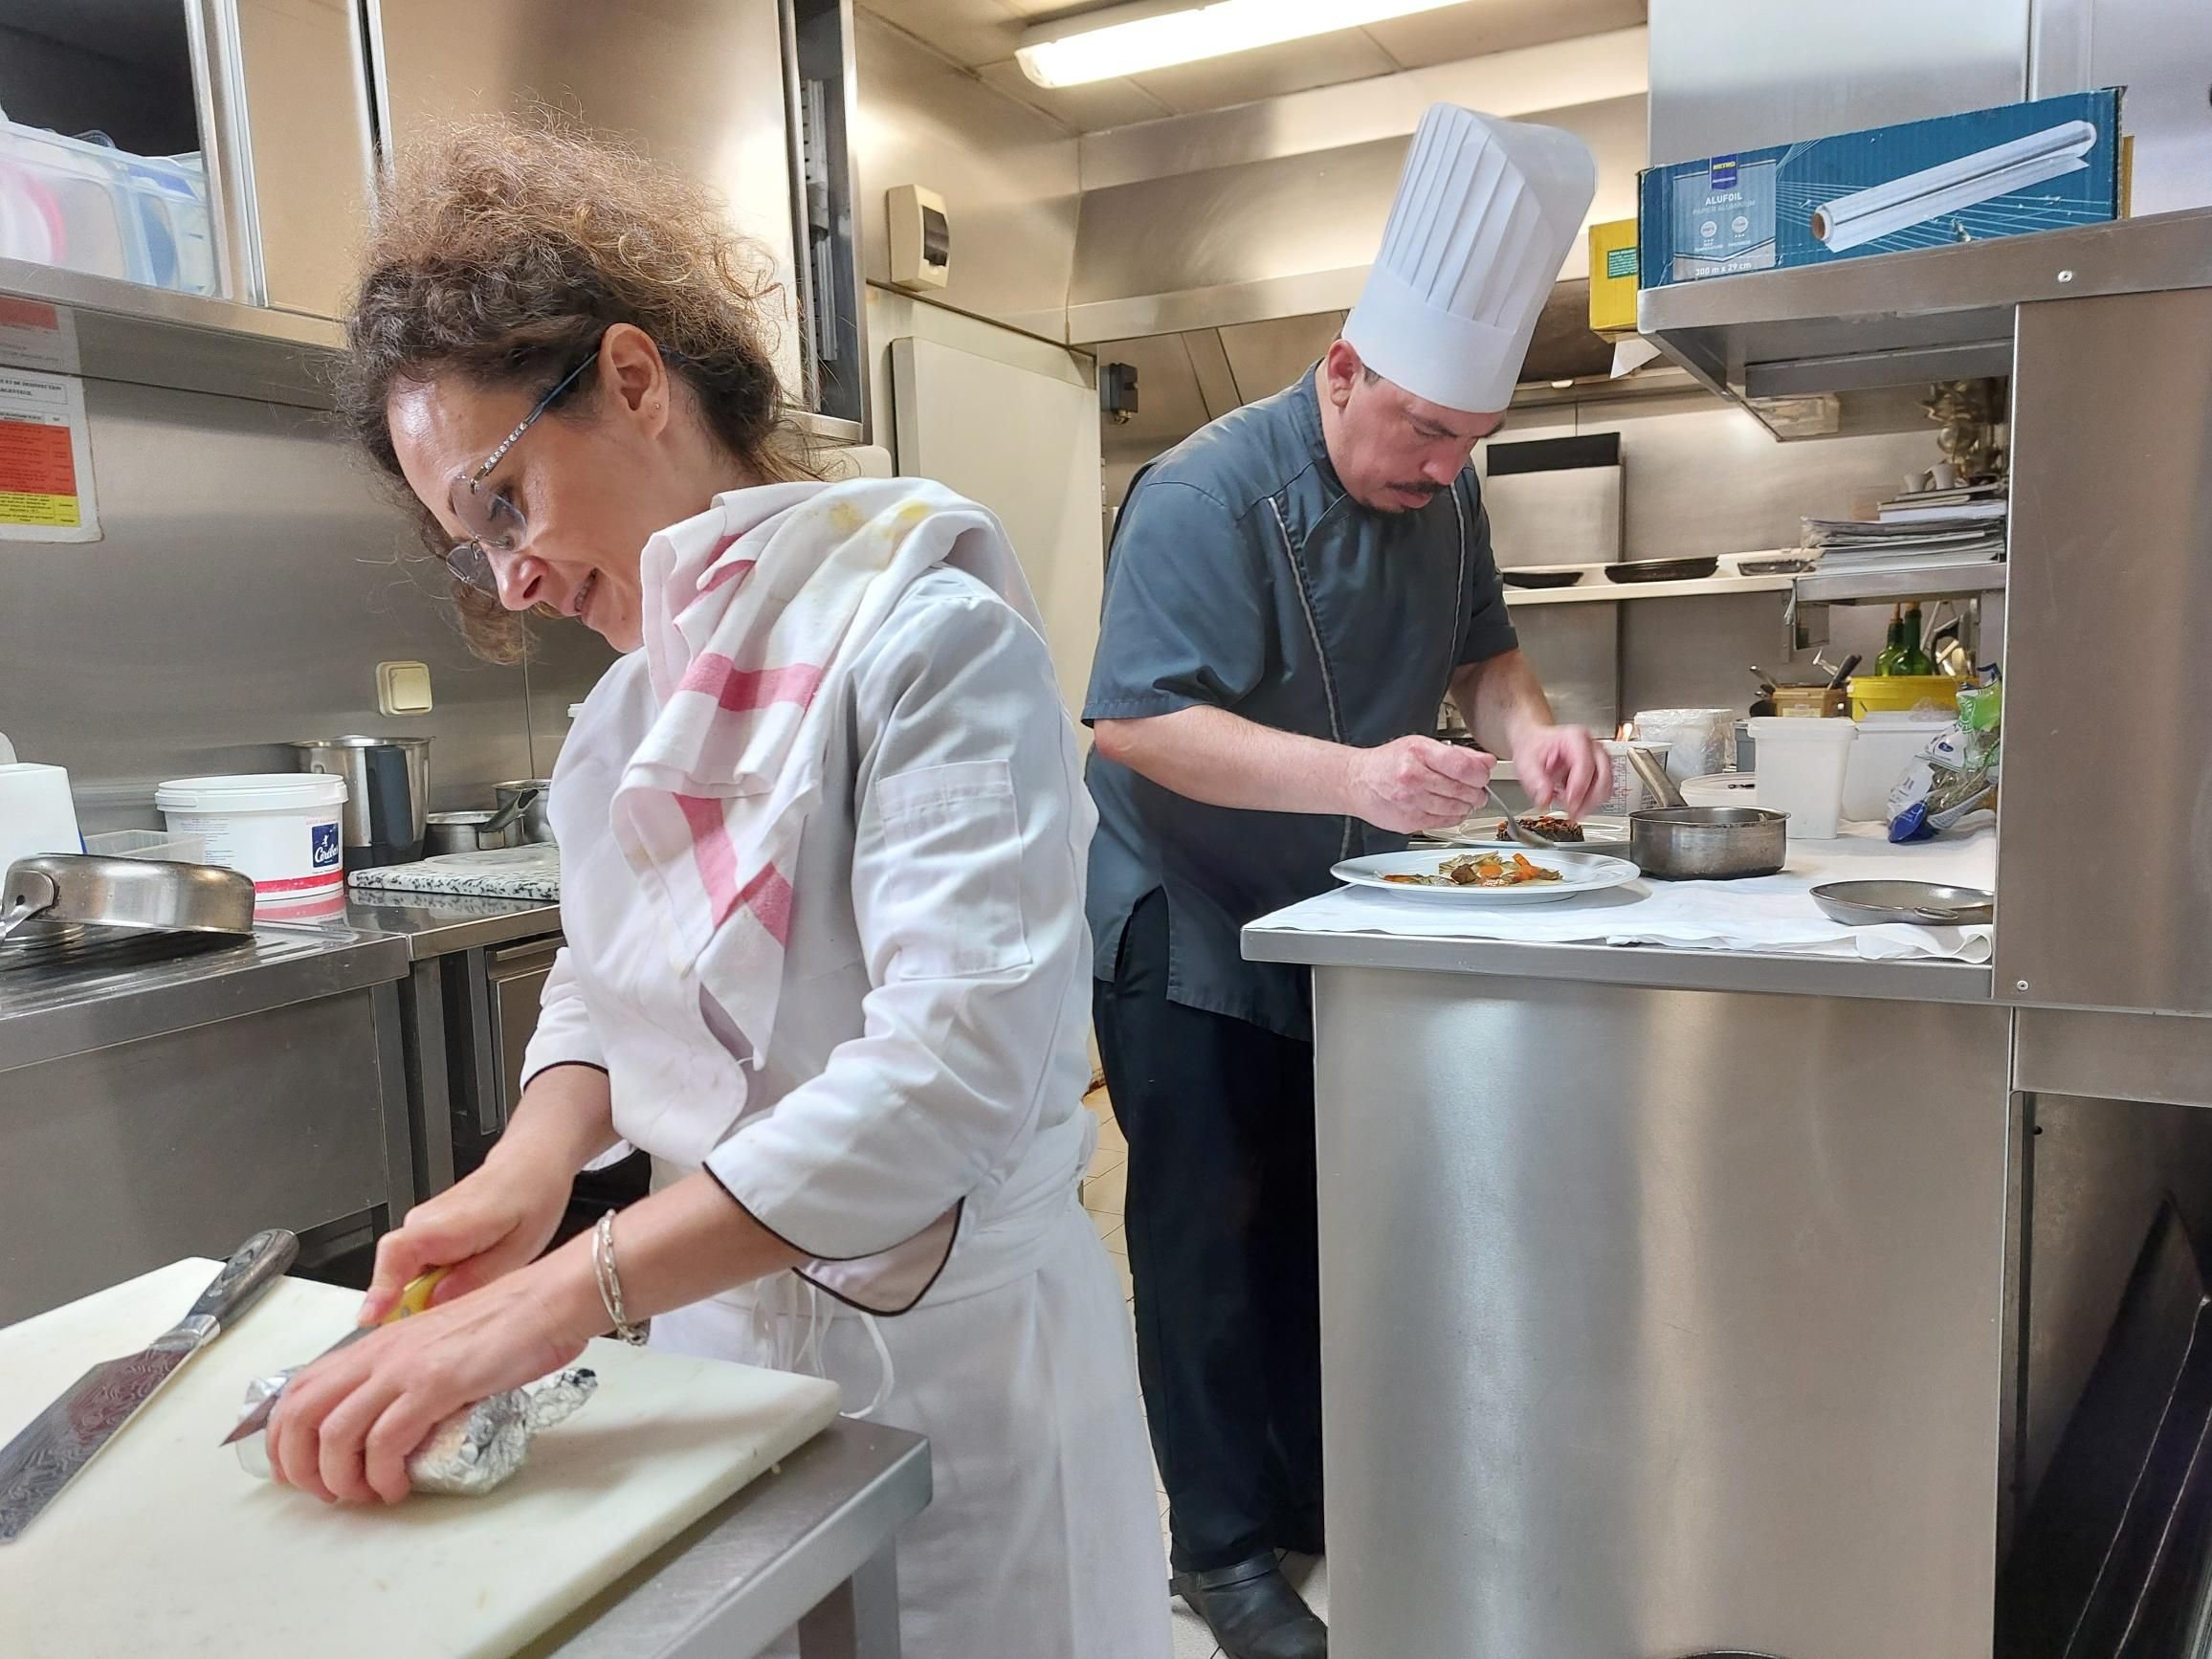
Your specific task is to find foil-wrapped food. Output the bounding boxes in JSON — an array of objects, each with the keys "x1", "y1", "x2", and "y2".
[{"x1": 234, "y1": 1368, "x2": 598, "y2": 1496}]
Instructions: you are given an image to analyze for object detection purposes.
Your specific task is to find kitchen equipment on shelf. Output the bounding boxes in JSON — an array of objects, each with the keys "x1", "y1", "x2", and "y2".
[
  {"x1": 493, "y1": 779, "x2": 555, "y2": 845},
  {"x1": 1810, "y1": 880, "x2": 1994, "y2": 926},
  {"x1": 1500, "y1": 568, "x2": 1585, "y2": 589},
  {"x1": 289, "y1": 737, "x2": 431, "y2": 869},
  {"x1": 0, "y1": 757, "x2": 81, "y2": 875},
  {"x1": 1847, "y1": 675, "x2": 1966, "y2": 719},
  {"x1": 1331, "y1": 848, "x2": 1641, "y2": 904},
  {"x1": 1842, "y1": 717, "x2": 1953, "y2": 821},
  {"x1": 1632, "y1": 709, "x2": 1735, "y2": 782},
  {"x1": 0, "y1": 853, "x2": 255, "y2": 952},
  {"x1": 157, "y1": 773, "x2": 347, "y2": 915},
  {"x1": 1750, "y1": 717, "x2": 1857, "y2": 838},
  {"x1": 1603, "y1": 554, "x2": 1721, "y2": 584},
  {"x1": 423, "y1": 790, "x2": 540, "y2": 857},
  {"x1": 1626, "y1": 807, "x2": 1790, "y2": 881},
  {"x1": 0, "y1": 1230, "x2": 296, "y2": 1542},
  {"x1": 1680, "y1": 773, "x2": 1758, "y2": 808}
]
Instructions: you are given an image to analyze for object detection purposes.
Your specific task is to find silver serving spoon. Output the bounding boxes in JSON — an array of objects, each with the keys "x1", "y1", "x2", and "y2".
[{"x1": 1483, "y1": 782, "x2": 1574, "y2": 853}]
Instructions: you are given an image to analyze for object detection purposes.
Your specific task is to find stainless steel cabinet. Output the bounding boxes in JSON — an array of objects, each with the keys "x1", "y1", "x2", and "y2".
[{"x1": 364, "y1": 0, "x2": 811, "y2": 409}]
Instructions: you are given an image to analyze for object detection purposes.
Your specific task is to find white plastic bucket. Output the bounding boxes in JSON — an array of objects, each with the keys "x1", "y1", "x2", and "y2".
[
  {"x1": 156, "y1": 773, "x2": 347, "y2": 912},
  {"x1": 1749, "y1": 718, "x2": 1857, "y2": 839}
]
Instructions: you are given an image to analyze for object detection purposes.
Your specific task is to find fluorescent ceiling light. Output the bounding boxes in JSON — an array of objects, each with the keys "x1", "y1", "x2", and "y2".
[
  {"x1": 1018, "y1": 0, "x2": 1478, "y2": 88},
  {"x1": 1810, "y1": 120, "x2": 2098, "y2": 252}
]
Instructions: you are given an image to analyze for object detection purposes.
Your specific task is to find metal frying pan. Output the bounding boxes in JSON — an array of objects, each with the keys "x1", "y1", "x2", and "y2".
[
  {"x1": 1624, "y1": 745, "x2": 1789, "y2": 881},
  {"x1": 0, "y1": 854, "x2": 256, "y2": 950}
]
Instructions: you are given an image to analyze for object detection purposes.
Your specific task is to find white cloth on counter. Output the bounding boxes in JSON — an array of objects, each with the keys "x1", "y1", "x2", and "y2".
[
  {"x1": 1253, "y1": 826, "x2": 1995, "y2": 962},
  {"x1": 519, "y1": 478, "x2": 1167, "y2": 1659}
]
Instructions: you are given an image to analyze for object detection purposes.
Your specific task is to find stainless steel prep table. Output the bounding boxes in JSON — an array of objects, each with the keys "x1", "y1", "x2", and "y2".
[
  {"x1": 535, "y1": 1418, "x2": 932, "y2": 1659},
  {"x1": 0, "y1": 926, "x2": 413, "y2": 1322},
  {"x1": 1243, "y1": 922, "x2": 2016, "y2": 1658}
]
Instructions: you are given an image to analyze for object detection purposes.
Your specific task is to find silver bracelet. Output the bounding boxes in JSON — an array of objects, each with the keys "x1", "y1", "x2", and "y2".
[{"x1": 592, "y1": 1209, "x2": 648, "y2": 1345}]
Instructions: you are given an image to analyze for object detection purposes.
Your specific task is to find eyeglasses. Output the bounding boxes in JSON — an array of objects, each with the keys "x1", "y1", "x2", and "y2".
[{"x1": 440, "y1": 346, "x2": 602, "y2": 597}]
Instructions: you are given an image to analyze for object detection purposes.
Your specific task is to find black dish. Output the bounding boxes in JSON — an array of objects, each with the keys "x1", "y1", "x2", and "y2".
[
  {"x1": 1501, "y1": 568, "x2": 1585, "y2": 589},
  {"x1": 1604, "y1": 555, "x2": 1722, "y2": 584}
]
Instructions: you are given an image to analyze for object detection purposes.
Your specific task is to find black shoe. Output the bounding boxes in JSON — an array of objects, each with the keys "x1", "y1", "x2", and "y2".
[{"x1": 1172, "y1": 1552, "x2": 1328, "y2": 1659}]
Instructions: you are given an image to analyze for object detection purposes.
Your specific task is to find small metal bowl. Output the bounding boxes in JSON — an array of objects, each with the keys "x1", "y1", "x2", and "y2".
[{"x1": 1811, "y1": 879, "x2": 1994, "y2": 927}]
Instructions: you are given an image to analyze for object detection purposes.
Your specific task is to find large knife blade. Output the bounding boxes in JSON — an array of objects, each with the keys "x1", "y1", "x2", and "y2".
[{"x1": 0, "y1": 1228, "x2": 297, "y2": 1542}]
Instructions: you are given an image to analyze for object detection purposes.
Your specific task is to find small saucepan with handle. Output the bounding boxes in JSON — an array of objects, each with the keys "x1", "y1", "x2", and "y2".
[
  {"x1": 0, "y1": 853, "x2": 256, "y2": 950},
  {"x1": 1624, "y1": 745, "x2": 1789, "y2": 881}
]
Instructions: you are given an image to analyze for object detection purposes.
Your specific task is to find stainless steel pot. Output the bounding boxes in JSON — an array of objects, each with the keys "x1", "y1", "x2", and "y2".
[
  {"x1": 1629, "y1": 807, "x2": 1790, "y2": 881},
  {"x1": 0, "y1": 853, "x2": 255, "y2": 947},
  {"x1": 423, "y1": 786, "x2": 541, "y2": 857},
  {"x1": 494, "y1": 780, "x2": 555, "y2": 845},
  {"x1": 292, "y1": 737, "x2": 431, "y2": 869}
]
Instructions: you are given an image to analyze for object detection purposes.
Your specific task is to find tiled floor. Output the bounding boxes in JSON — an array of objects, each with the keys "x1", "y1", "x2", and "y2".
[{"x1": 1082, "y1": 1090, "x2": 1329, "y2": 1659}]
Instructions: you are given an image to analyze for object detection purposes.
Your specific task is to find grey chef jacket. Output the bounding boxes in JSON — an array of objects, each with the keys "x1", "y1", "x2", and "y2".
[{"x1": 1083, "y1": 368, "x2": 1518, "y2": 1042}]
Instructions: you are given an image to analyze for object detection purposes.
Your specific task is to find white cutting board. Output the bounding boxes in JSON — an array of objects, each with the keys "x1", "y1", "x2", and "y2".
[{"x1": 0, "y1": 1260, "x2": 842, "y2": 1657}]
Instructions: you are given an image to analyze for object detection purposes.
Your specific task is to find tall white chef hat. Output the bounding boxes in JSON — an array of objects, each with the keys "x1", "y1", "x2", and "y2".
[{"x1": 1342, "y1": 104, "x2": 1598, "y2": 414}]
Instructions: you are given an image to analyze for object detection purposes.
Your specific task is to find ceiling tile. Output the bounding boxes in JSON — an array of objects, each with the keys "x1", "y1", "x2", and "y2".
[
  {"x1": 1128, "y1": 30, "x2": 1399, "y2": 116},
  {"x1": 974, "y1": 58, "x2": 1176, "y2": 131},
  {"x1": 1365, "y1": 0, "x2": 1647, "y2": 69}
]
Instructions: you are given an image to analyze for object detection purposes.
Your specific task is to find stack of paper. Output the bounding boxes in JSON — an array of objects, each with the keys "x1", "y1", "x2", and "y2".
[{"x1": 1803, "y1": 484, "x2": 2006, "y2": 571}]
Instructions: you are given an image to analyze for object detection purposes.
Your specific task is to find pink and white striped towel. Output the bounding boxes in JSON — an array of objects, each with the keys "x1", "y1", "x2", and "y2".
[{"x1": 611, "y1": 476, "x2": 1045, "y2": 1089}]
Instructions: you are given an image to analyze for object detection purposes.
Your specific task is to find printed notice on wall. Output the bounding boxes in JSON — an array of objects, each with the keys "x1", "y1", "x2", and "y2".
[
  {"x1": 0, "y1": 367, "x2": 100, "y2": 542},
  {"x1": 0, "y1": 298, "x2": 82, "y2": 376}
]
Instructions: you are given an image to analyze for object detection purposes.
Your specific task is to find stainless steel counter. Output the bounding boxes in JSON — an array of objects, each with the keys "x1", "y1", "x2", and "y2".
[
  {"x1": 0, "y1": 926, "x2": 408, "y2": 1073},
  {"x1": 535, "y1": 1419, "x2": 932, "y2": 1659},
  {"x1": 334, "y1": 891, "x2": 563, "y2": 961},
  {"x1": 1243, "y1": 923, "x2": 1996, "y2": 1003},
  {"x1": 1248, "y1": 925, "x2": 2016, "y2": 1655}
]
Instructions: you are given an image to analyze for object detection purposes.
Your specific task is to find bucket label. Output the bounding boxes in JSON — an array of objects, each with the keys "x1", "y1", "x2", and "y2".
[{"x1": 312, "y1": 822, "x2": 342, "y2": 870}]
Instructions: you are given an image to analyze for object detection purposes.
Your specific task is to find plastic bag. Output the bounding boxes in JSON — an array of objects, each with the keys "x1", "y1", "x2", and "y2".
[{"x1": 1889, "y1": 675, "x2": 2001, "y2": 842}]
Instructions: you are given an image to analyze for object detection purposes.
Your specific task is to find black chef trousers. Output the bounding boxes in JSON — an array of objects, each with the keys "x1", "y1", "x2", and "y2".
[{"x1": 1093, "y1": 888, "x2": 1325, "y2": 1575}]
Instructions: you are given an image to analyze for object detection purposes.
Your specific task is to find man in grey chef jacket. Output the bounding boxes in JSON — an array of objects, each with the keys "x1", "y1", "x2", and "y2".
[{"x1": 1084, "y1": 106, "x2": 1610, "y2": 1658}]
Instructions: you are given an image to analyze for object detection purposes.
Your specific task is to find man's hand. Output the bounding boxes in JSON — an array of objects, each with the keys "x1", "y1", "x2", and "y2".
[
  {"x1": 1343, "y1": 736, "x2": 1496, "y2": 833},
  {"x1": 1512, "y1": 724, "x2": 1612, "y2": 818}
]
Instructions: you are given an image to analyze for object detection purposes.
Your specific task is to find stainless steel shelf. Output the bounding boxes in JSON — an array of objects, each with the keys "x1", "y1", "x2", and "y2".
[
  {"x1": 1637, "y1": 208, "x2": 2212, "y2": 435},
  {"x1": 0, "y1": 256, "x2": 343, "y2": 407},
  {"x1": 1505, "y1": 571, "x2": 1797, "y2": 607},
  {"x1": 1795, "y1": 561, "x2": 2007, "y2": 604}
]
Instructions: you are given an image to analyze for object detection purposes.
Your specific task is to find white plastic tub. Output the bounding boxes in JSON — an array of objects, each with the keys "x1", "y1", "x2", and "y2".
[
  {"x1": 1842, "y1": 717, "x2": 1953, "y2": 823},
  {"x1": 156, "y1": 774, "x2": 347, "y2": 912},
  {"x1": 1749, "y1": 718, "x2": 1857, "y2": 839},
  {"x1": 1680, "y1": 773, "x2": 1758, "y2": 809}
]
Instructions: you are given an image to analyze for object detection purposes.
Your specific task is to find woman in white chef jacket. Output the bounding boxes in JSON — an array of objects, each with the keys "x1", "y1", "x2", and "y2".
[{"x1": 264, "y1": 122, "x2": 1170, "y2": 1659}]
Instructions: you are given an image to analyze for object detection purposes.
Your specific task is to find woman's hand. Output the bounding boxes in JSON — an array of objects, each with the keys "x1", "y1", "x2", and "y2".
[
  {"x1": 358, "y1": 1147, "x2": 574, "y2": 1324},
  {"x1": 267, "y1": 1242, "x2": 604, "y2": 1505}
]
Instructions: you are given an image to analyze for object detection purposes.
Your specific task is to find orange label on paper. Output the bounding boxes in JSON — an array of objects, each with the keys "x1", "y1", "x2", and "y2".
[
  {"x1": 0, "y1": 417, "x2": 77, "y2": 498},
  {"x1": 0, "y1": 299, "x2": 60, "y2": 332}
]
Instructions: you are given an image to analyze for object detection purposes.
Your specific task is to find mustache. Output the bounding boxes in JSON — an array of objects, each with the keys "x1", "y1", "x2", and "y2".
[{"x1": 1388, "y1": 481, "x2": 1442, "y2": 499}]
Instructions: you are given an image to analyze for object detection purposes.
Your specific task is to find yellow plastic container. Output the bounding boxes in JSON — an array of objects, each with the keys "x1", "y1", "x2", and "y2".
[
  {"x1": 1587, "y1": 218, "x2": 1640, "y2": 339},
  {"x1": 1848, "y1": 675, "x2": 1966, "y2": 719}
]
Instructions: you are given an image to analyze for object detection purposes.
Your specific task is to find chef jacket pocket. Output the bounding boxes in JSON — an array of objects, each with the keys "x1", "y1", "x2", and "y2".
[{"x1": 867, "y1": 758, "x2": 1031, "y2": 980}]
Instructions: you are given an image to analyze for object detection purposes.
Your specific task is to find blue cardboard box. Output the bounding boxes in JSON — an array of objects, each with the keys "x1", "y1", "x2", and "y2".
[{"x1": 1640, "y1": 89, "x2": 2124, "y2": 286}]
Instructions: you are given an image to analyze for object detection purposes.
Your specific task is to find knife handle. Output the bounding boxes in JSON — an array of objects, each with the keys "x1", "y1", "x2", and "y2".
[{"x1": 182, "y1": 1230, "x2": 299, "y2": 1333}]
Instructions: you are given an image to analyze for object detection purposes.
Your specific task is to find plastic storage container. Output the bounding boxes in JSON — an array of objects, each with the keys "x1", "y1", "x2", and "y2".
[
  {"x1": 156, "y1": 774, "x2": 347, "y2": 913},
  {"x1": 1749, "y1": 717, "x2": 1858, "y2": 838},
  {"x1": 1847, "y1": 675, "x2": 1966, "y2": 720},
  {"x1": 0, "y1": 119, "x2": 216, "y2": 295},
  {"x1": 81, "y1": 829, "x2": 211, "y2": 864},
  {"x1": 0, "y1": 761, "x2": 81, "y2": 874},
  {"x1": 1842, "y1": 717, "x2": 1954, "y2": 822}
]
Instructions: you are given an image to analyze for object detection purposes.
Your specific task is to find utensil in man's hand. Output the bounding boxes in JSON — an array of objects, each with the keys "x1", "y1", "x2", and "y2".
[{"x1": 1484, "y1": 784, "x2": 1572, "y2": 852}]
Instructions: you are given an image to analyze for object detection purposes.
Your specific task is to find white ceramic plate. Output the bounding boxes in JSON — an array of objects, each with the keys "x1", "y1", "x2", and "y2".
[{"x1": 1333, "y1": 849, "x2": 1642, "y2": 904}]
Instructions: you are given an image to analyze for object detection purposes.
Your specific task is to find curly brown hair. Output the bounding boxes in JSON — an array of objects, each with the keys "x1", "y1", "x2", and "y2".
[{"x1": 336, "y1": 117, "x2": 814, "y2": 662}]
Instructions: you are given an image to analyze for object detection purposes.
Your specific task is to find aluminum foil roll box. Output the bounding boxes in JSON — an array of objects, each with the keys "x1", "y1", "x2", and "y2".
[{"x1": 1638, "y1": 89, "x2": 2124, "y2": 287}]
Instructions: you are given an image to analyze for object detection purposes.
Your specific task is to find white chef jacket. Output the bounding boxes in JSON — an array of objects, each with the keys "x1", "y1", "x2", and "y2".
[{"x1": 522, "y1": 563, "x2": 1169, "y2": 1659}]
